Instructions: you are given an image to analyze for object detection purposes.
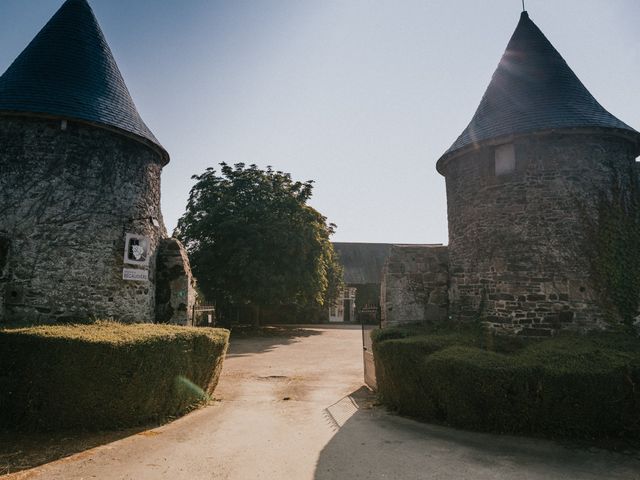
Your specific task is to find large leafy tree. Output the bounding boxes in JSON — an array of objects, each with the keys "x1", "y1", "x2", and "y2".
[{"x1": 175, "y1": 163, "x2": 343, "y2": 324}]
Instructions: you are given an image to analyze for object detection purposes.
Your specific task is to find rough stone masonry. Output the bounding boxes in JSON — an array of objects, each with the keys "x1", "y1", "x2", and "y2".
[
  {"x1": 0, "y1": 0, "x2": 195, "y2": 324},
  {"x1": 382, "y1": 12, "x2": 640, "y2": 335}
]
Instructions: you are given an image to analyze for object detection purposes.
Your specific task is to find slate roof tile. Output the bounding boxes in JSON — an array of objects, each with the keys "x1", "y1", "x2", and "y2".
[
  {"x1": 333, "y1": 243, "x2": 392, "y2": 285},
  {"x1": 0, "y1": 0, "x2": 168, "y2": 163},
  {"x1": 437, "y1": 12, "x2": 640, "y2": 169}
]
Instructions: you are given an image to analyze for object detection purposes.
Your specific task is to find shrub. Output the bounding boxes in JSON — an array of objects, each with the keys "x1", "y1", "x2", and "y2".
[
  {"x1": 373, "y1": 328, "x2": 640, "y2": 440},
  {"x1": 521, "y1": 335, "x2": 640, "y2": 438},
  {"x1": 373, "y1": 330, "x2": 477, "y2": 415},
  {"x1": 423, "y1": 347, "x2": 548, "y2": 433},
  {"x1": 0, "y1": 322, "x2": 229, "y2": 431}
]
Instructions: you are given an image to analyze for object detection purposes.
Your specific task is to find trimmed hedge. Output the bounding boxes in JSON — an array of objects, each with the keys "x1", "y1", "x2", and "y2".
[
  {"x1": 0, "y1": 322, "x2": 229, "y2": 431},
  {"x1": 373, "y1": 326, "x2": 640, "y2": 439}
]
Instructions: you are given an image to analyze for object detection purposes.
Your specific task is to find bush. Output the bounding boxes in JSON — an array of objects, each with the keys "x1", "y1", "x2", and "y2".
[
  {"x1": 372, "y1": 328, "x2": 476, "y2": 413},
  {"x1": 373, "y1": 328, "x2": 640, "y2": 439},
  {"x1": 0, "y1": 322, "x2": 229, "y2": 431}
]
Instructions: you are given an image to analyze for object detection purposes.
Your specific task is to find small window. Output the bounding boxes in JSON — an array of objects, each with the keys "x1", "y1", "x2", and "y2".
[{"x1": 495, "y1": 143, "x2": 515, "y2": 176}]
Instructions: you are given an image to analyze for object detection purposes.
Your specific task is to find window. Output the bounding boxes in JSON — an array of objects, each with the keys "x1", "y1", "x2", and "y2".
[{"x1": 495, "y1": 143, "x2": 515, "y2": 176}]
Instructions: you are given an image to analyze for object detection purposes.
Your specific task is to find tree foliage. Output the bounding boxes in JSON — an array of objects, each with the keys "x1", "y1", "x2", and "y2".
[{"x1": 175, "y1": 163, "x2": 343, "y2": 317}]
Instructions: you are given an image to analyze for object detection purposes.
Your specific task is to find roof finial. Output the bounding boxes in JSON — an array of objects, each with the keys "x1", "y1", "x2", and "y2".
[{"x1": 522, "y1": 0, "x2": 526, "y2": 12}]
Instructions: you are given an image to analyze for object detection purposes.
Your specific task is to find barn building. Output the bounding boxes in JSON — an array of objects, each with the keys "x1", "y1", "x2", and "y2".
[{"x1": 331, "y1": 243, "x2": 392, "y2": 323}]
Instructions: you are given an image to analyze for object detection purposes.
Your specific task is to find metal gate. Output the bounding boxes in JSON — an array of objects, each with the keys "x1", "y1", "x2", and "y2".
[
  {"x1": 192, "y1": 304, "x2": 216, "y2": 327},
  {"x1": 361, "y1": 309, "x2": 379, "y2": 390}
]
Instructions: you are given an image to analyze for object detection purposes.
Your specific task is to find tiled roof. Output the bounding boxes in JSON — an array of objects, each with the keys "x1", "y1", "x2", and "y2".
[
  {"x1": 438, "y1": 11, "x2": 639, "y2": 168},
  {"x1": 0, "y1": 0, "x2": 168, "y2": 163},
  {"x1": 333, "y1": 243, "x2": 393, "y2": 284}
]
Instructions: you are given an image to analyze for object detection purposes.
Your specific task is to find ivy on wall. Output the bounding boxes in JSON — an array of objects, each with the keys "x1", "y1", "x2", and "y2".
[{"x1": 583, "y1": 160, "x2": 640, "y2": 328}]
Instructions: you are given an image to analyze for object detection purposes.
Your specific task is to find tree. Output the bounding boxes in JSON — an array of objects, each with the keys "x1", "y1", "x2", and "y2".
[{"x1": 175, "y1": 163, "x2": 343, "y2": 325}]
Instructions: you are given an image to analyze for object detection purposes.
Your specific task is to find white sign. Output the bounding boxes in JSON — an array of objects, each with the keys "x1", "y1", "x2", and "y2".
[
  {"x1": 124, "y1": 233, "x2": 151, "y2": 266},
  {"x1": 123, "y1": 268, "x2": 149, "y2": 282}
]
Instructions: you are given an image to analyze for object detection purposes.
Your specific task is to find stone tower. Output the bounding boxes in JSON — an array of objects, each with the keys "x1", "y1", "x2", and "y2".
[
  {"x1": 437, "y1": 12, "x2": 640, "y2": 334},
  {"x1": 0, "y1": 0, "x2": 194, "y2": 323}
]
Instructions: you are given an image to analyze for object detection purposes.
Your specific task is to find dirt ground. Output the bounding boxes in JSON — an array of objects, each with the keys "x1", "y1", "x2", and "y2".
[{"x1": 2, "y1": 325, "x2": 639, "y2": 479}]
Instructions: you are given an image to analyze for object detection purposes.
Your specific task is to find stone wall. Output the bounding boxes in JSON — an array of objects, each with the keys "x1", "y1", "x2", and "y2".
[
  {"x1": 0, "y1": 236, "x2": 8, "y2": 320},
  {"x1": 155, "y1": 238, "x2": 196, "y2": 325},
  {"x1": 381, "y1": 245, "x2": 449, "y2": 327},
  {"x1": 441, "y1": 131, "x2": 637, "y2": 335},
  {"x1": 0, "y1": 115, "x2": 166, "y2": 323}
]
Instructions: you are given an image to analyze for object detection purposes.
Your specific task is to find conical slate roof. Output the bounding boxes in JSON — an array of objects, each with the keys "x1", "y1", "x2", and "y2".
[
  {"x1": 437, "y1": 11, "x2": 639, "y2": 169},
  {"x1": 0, "y1": 0, "x2": 168, "y2": 163}
]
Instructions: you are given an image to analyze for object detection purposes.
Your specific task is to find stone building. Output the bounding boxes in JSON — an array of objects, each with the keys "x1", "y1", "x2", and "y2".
[
  {"x1": 383, "y1": 11, "x2": 640, "y2": 335},
  {"x1": 0, "y1": 0, "x2": 194, "y2": 324},
  {"x1": 381, "y1": 245, "x2": 448, "y2": 327},
  {"x1": 332, "y1": 242, "x2": 392, "y2": 323}
]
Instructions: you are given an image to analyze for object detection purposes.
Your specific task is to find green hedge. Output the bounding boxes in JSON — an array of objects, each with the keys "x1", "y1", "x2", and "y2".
[
  {"x1": 0, "y1": 322, "x2": 229, "y2": 431},
  {"x1": 373, "y1": 327, "x2": 640, "y2": 439}
]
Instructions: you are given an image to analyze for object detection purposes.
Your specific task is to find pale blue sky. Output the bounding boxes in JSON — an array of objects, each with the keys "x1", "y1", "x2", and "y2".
[{"x1": 2, "y1": 1, "x2": 639, "y2": 244}]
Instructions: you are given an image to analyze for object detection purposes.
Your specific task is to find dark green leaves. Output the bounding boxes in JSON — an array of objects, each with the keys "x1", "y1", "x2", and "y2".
[{"x1": 175, "y1": 163, "x2": 343, "y2": 311}]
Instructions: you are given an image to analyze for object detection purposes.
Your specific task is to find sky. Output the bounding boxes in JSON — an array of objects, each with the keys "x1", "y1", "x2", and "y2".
[{"x1": 1, "y1": 0, "x2": 639, "y2": 244}]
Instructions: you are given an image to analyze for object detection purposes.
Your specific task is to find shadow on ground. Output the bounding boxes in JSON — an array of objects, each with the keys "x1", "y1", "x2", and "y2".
[
  {"x1": 226, "y1": 325, "x2": 327, "y2": 357},
  {"x1": 314, "y1": 388, "x2": 640, "y2": 480},
  {"x1": 0, "y1": 425, "x2": 158, "y2": 476}
]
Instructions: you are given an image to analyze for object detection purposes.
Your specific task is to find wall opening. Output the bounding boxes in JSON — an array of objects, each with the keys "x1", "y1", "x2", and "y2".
[
  {"x1": 155, "y1": 238, "x2": 195, "y2": 325},
  {"x1": 495, "y1": 143, "x2": 516, "y2": 176}
]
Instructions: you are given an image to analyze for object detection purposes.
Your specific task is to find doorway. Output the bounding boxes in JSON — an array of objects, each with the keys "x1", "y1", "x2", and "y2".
[{"x1": 343, "y1": 299, "x2": 351, "y2": 322}]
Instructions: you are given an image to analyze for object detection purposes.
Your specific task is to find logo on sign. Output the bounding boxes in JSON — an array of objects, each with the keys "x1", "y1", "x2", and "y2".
[{"x1": 124, "y1": 233, "x2": 151, "y2": 266}]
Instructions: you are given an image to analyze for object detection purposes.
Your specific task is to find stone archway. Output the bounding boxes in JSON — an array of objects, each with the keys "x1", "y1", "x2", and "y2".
[{"x1": 155, "y1": 238, "x2": 195, "y2": 325}]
